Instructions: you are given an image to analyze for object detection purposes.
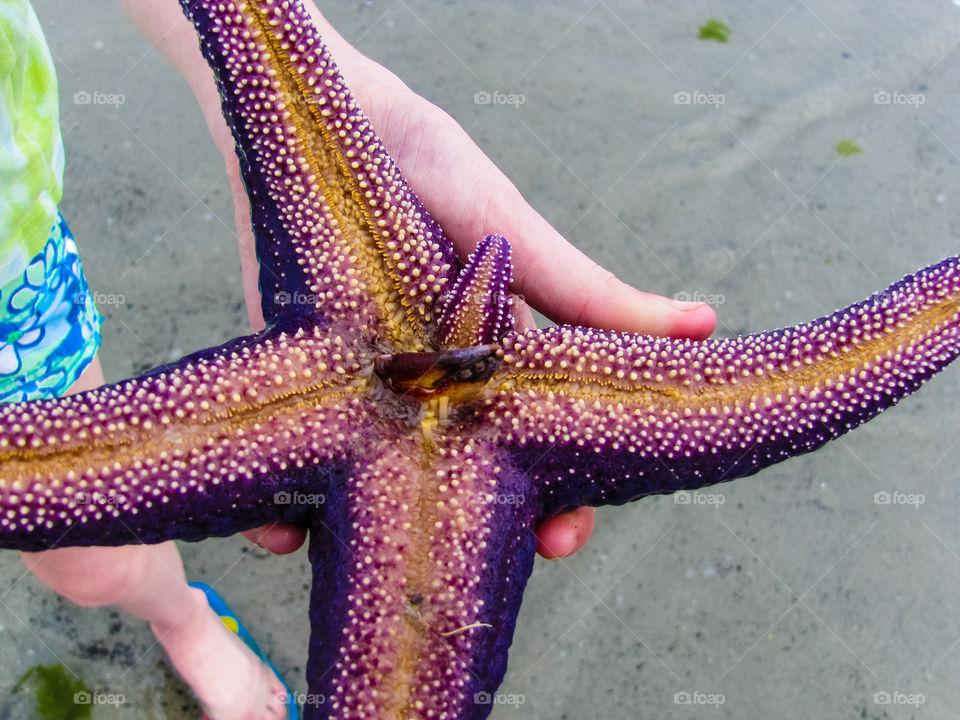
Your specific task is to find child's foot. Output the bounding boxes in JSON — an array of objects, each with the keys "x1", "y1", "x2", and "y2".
[
  {"x1": 198, "y1": 656, "x2": 288, "y2": 720},
  {"x1": 150, "y1": 586, "x2": 291, "y2": 719}
]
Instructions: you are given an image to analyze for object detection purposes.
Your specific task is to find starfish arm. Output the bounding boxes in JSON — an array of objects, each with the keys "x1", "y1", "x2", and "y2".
[
  {"x1": 436, "y1": 234, "x2": 514, "y2": 347},
  {"x1": 180, "y1": 0, "x2": 458, "y2": 347},
  {"x1": 0, "y1": 318, "x2": 366, "y2": 551},
  {"x1": 301, "y1": 437, "x2": 536, "y2": 720},
  {"x1": 483, "y1": 256, "x2": 960, "y2": 516}
]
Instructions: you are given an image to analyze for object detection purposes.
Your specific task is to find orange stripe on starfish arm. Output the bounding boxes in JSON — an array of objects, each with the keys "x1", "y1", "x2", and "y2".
[
  {"x1": 187, "y1": 0, "x2": 458, "y2": 347},
  {"x1": 482, "y1": 257, "x2": 960, "y2": 509},
  {"x1": 0, "y1": 326, "x2": 368, "y2": 547},
  {"x1": 304, "y1": 432, "x2": 531, "y2": 720}
]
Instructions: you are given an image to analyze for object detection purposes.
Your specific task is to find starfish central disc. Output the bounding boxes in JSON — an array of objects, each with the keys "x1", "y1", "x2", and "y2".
[{"x1": 374, "y1": 345, "x2": 503, "y2": 404}]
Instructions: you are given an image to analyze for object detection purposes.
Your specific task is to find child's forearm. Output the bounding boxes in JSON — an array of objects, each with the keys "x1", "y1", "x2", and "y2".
[
  {"x1": 115, "y1": 0, "x2": 404, "y2": 332},
  {"x1": 117, "y1": 0, "x2": 245, "y2": 160},
  {"x1": 117, "y1": 0, "x2": 368, "y2": 126}
]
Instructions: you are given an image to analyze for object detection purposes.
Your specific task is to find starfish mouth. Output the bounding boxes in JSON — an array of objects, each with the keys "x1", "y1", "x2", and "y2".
[{"x1": 373, "y1": 344, "x2": 503, "y2": 403}]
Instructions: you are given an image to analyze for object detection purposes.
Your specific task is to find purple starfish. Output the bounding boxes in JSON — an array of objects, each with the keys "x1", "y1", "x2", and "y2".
[{"x1": 2, "y1": 1, "x2": 960, "y2": 718}]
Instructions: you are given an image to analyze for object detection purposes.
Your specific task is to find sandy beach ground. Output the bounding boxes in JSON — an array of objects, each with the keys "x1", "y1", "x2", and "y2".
[{"x1": 2, "y1": 1, "x2": 960, "y2": 717}]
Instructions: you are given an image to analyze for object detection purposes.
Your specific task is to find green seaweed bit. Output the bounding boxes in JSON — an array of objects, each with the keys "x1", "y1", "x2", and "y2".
[
  {"x1": 836, "y1": 139, "x2": 863, "y2": 156},
  {"x1": 13, "y1": 663, "x2": 92, "y2": 720},
  {"x1": 699, "y1": 18, "x2": 731, "y2": 43}
]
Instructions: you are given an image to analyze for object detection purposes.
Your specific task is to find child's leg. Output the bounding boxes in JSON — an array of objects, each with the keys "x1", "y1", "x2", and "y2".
[
  {"x1": 22, "y1": 542, "x2": 287, "y2": 719},
  {"x1": 19, "y1": 359, "x2": 287, "y2": 719}
]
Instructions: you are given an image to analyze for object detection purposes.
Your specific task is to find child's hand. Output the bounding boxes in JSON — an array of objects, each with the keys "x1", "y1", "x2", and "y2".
[{"x1": 120, "y1": 0, "x2": 716, "y2": 559}]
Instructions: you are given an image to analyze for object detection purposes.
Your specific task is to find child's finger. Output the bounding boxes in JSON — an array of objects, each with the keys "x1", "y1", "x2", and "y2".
[
  {"x1": 241, "y1": 523, "x2": 307, "y2": 555},
  {"x1": 535, "y1": 507, "x2": 596, "y2": 559}
]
